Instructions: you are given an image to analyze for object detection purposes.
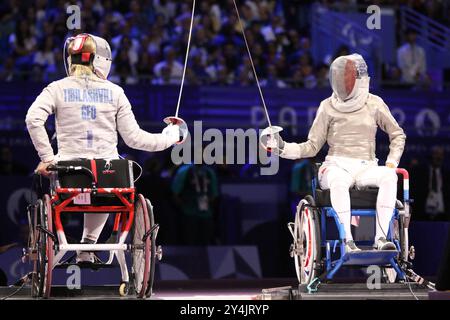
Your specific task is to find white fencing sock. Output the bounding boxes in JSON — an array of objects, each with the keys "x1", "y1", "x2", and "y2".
[
  {"x1": 330, "y1": 181, "x2": 353, "y2": 241},
  {"x1": 81, "y1": 213, "x2": 109, "y2": 243},
  {"x1": 375, "y1": 173, "x2": 397, "y2": 241}
]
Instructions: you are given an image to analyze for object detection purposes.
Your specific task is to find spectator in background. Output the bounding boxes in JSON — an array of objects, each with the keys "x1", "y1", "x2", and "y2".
[
  {"x1": 203, "y1": 0, "x2": 222, "y2": 33},
  {"x1": 397, "y1": 28, "x2": 428, "y2": 85},
  {"x1": 33, "y1": 37, "x2": 56, "y2": 82},
  {"x1": 199, "y1": 14, "x2": 217, "y2": 41},
  {"x1": 204, "y1": 45, "x2": 221, "y2": 81},
  {"x1": 173, "y1": 6, "x2": 192, "y2": 37},
  {"x1": 261, "y1": 15, "x2": 285, "y2": 42},
  {"x1": 324, "y1": 44, "x2": 351, "y2": 66},
  {"x1": 152, "y1": 65, "x2": 176, "y2": 85},
  {"x1": 316, "y1": 63, "x2": 330, "y2": 88},
  {"x1": 9, "y1": 20, "x2": 37, "y2": 73},
  {"x1": 287, "y1": 34, "x2": 312, "y2": 66},
  {"x1": 153, "y1": 0, "x2": 177, "y2": 24},
  {"x1": 222, "y1": 42, "x2": 241, "y2": 74},
  {"x1": 219, "y1": 63, "x2": 233, "y2": 85},
  {"x1": 249, "y1": 43, "x2": 265, "y2": 75},
  {"x1": 261, "y1": 64, "x2": 287, "y2": 88},
  {"x1": 301, "y1": 64, "x2": 317, "y2": 89},
  {"x1": 146, "y1": 27, "x2": 164, "y2": 57},
  {"x1": 187, "y1": 51, "x2": 209, "y2": 85},
  {"x1": 285, "y1": 29, "x2": 301, "y2": 62},
  {"x1": 290, "y1": 52, "x2": 316, "y2": 88},
  {"x1": 46, "y1": 48, "x2": 66, "y2": 81},
  {"x1": 172, "y1": 162, "x2": 219, "y2": 245},
  {"x1": 153, "y1": 46, "x2": 183, "y2": 84},
  {"x1": 110, "y1": 47, "x2": 138, "y2": 85},
  {"x1": 282, "y1": 0, "x2": 313, "y2": 33},
  {"x1": 240, "y1": 2, "x2": 258, "y2": 25},
  {"x1": 274, "y1": 52, "x2": 289, "y2": 78},
  {"x1": 190, "y1": 27, "x2": 211, "y2": 65},
  {"x1": 120, "y1": 35, "x2": 139, "y2": 70},
  {"x1": 382, "y1": 63, "x2": 403, "y2": 86},
  {"x1": 125, "y1": 0, "x2": 150, "y2": 36},
  {"x1": 291, "y1": 66, "x2": 304, "y2": 88},
  {"x1": 237, "y1": 56, "x2": 254, "y2": 86},
  {"x1": 413, "y1": 146, "x2": 450, "y2": 221},
  {"x1": 136, "y1": 51, "x2": 154, "y2": 83}
]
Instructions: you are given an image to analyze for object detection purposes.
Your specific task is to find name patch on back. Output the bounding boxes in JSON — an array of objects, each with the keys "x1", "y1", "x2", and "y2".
[{"x1": 64, "y1": 88, "x2": 113, "y2": 103}]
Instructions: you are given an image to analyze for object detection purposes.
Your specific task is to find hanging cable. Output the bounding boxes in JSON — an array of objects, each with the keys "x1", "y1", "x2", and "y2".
[
  {"x1": 232, "y1": 0, "x2": 272, "y2": 128},
  {"x1": 174, "y1": 0, "x2": 196, "y2": 118}
]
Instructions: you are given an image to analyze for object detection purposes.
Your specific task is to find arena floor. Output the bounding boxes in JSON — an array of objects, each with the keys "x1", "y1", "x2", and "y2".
[{"x1": 0, "y1": 279, "x2": 443, "y2": 300}]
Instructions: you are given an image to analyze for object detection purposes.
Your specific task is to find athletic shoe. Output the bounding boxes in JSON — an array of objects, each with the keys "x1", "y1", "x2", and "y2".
[
  {"x1": 76, "y1": 251, "x2": 95, "y2": 264},
  {"x1": 345, "y1": 240, "x2": 362, "y2": 253},
  {"x1": 374, "y1": 237, "x2": 397, "y2": 251}
]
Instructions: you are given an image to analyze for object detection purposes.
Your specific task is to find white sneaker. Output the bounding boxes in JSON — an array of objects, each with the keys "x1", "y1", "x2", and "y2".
[
  {"x1": 76, "y1": 251, "x2": 95, "y2": 264},
  {"x1": 345, "y1": 240, "x2": 362, "y2": 253},
  {"x1": 374, "y1": 237, "x2": 396, "y2": 251}
]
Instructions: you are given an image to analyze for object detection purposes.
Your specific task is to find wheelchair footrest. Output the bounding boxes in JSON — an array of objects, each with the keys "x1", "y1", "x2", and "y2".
[
  {"x1": 341, "y1": 250, "x2": 399, "y2": 266},
  {"x1": 55, "y1": 262, "x2": 119, "y2": 270}
]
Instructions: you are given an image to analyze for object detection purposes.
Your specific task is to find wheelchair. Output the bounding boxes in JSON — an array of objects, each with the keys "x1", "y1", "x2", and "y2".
[
  {"x1": 288, "y1": 163, "x2": 415, "y2": 290},
  {"x1": 26, "y1": 159, "x2": 162, "y2": 299}
]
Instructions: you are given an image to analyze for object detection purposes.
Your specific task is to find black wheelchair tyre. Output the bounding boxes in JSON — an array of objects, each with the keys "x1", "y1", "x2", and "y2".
[
  {"x1": 144, "y1": 199, "x2": 156, "y2": 298},
  {"x1": 131, "y1": 195, "x2": 152, "y2": 298},
  {"x1": 31, "y1": 199, "x2": 45, "y2": 298},
  {"x1": 31, "y1": 196, "x2": 53, "y2": 298}
]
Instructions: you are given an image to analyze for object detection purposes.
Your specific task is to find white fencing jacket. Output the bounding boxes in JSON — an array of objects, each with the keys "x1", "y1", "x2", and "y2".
[
  {"x1": 26, "y1": 75, "x2": 173, "y2": 162},
  {"x1": 281, "y1": 94, "x2": 406, "y2": 167}
]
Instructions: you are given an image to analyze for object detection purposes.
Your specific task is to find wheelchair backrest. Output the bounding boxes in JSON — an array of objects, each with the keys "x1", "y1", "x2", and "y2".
[
  {"x1": 312, "y1": 163, "x2": 322, "y2": 193},
  {"x1": 56, "y1": 159, "x2": 134, "y2": 188}
]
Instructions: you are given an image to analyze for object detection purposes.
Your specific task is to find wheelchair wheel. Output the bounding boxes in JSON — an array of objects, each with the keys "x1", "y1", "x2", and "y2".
[
  {"x1": 31, "y1": 199, "x2": 44, "y2": 298},
  {"x1": 31, "y1": 195, "x2": 54, "y2": 298},
  {"x1": 144, "y1": 198, "x2": 157, "y2": 298},
  {"x1": 293, "y1": 195, "x2": 321, "y2": 285},
  {"x1": 383, "y1": 204, "x2": 410, "y2": 284},
  {"x1": 396, "y1": 205, "x2": 410, "y2": 262},
  {"x1": 131, "y1": 194, "x2": 152, "y2": 298}
]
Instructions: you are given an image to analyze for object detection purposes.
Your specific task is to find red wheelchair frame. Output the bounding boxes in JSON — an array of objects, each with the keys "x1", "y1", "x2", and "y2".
[{"x1": 29, "y1": 161, "x2": 160, "y2": 299}]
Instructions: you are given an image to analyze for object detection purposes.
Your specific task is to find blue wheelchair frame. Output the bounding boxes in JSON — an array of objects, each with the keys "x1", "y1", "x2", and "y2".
[{"x1": 311, "y1": 171, "x2": 407, "y2": 282}]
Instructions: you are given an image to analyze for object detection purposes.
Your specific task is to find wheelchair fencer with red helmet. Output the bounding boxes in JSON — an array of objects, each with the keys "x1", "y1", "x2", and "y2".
[
  {"x1": 23, "y1": 31, "x2": 190, "y2": 298},
  {"x1": 27, "y1": 158, "x2": 162, "y2": 298}
]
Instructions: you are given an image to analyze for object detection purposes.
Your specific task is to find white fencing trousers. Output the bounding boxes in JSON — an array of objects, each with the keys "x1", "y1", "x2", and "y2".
[
  {"x1": 318, "y1": 156, "x2": 398, "y2": 242},
  {"x1": 82, "y1": 214, "x2": 109, "y2": 243}
]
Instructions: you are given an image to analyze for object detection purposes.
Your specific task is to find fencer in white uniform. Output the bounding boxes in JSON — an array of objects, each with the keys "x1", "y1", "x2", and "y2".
[
  {"x1": 25, "y1": 34, "x2": 181, "y2": 262},
  {"x1": 266, "y1": 54, "x2": 406, "y2": 252}
]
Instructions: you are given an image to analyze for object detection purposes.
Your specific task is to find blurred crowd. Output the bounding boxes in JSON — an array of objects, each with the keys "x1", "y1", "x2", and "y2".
[{"x1": 0, "y1": 0, "x2": 448, "y2": 88}]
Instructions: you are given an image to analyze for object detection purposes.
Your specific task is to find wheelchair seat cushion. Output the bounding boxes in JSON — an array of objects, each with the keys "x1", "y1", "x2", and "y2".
[
  {"x1": 315, "y1": 188, "x2": 403, "y2": 209},
  {"x1": 315, "y1": 188, "x2": 379, "y2": 209}
]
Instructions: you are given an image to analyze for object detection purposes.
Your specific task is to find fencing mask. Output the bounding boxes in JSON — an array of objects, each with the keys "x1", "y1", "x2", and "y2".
[
  {"x1": 329, "y1": 53, "x2": 370, "y2": 112},
  {"x1": 63, "y1": 33, "x2": 112, "y2": 79}
]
